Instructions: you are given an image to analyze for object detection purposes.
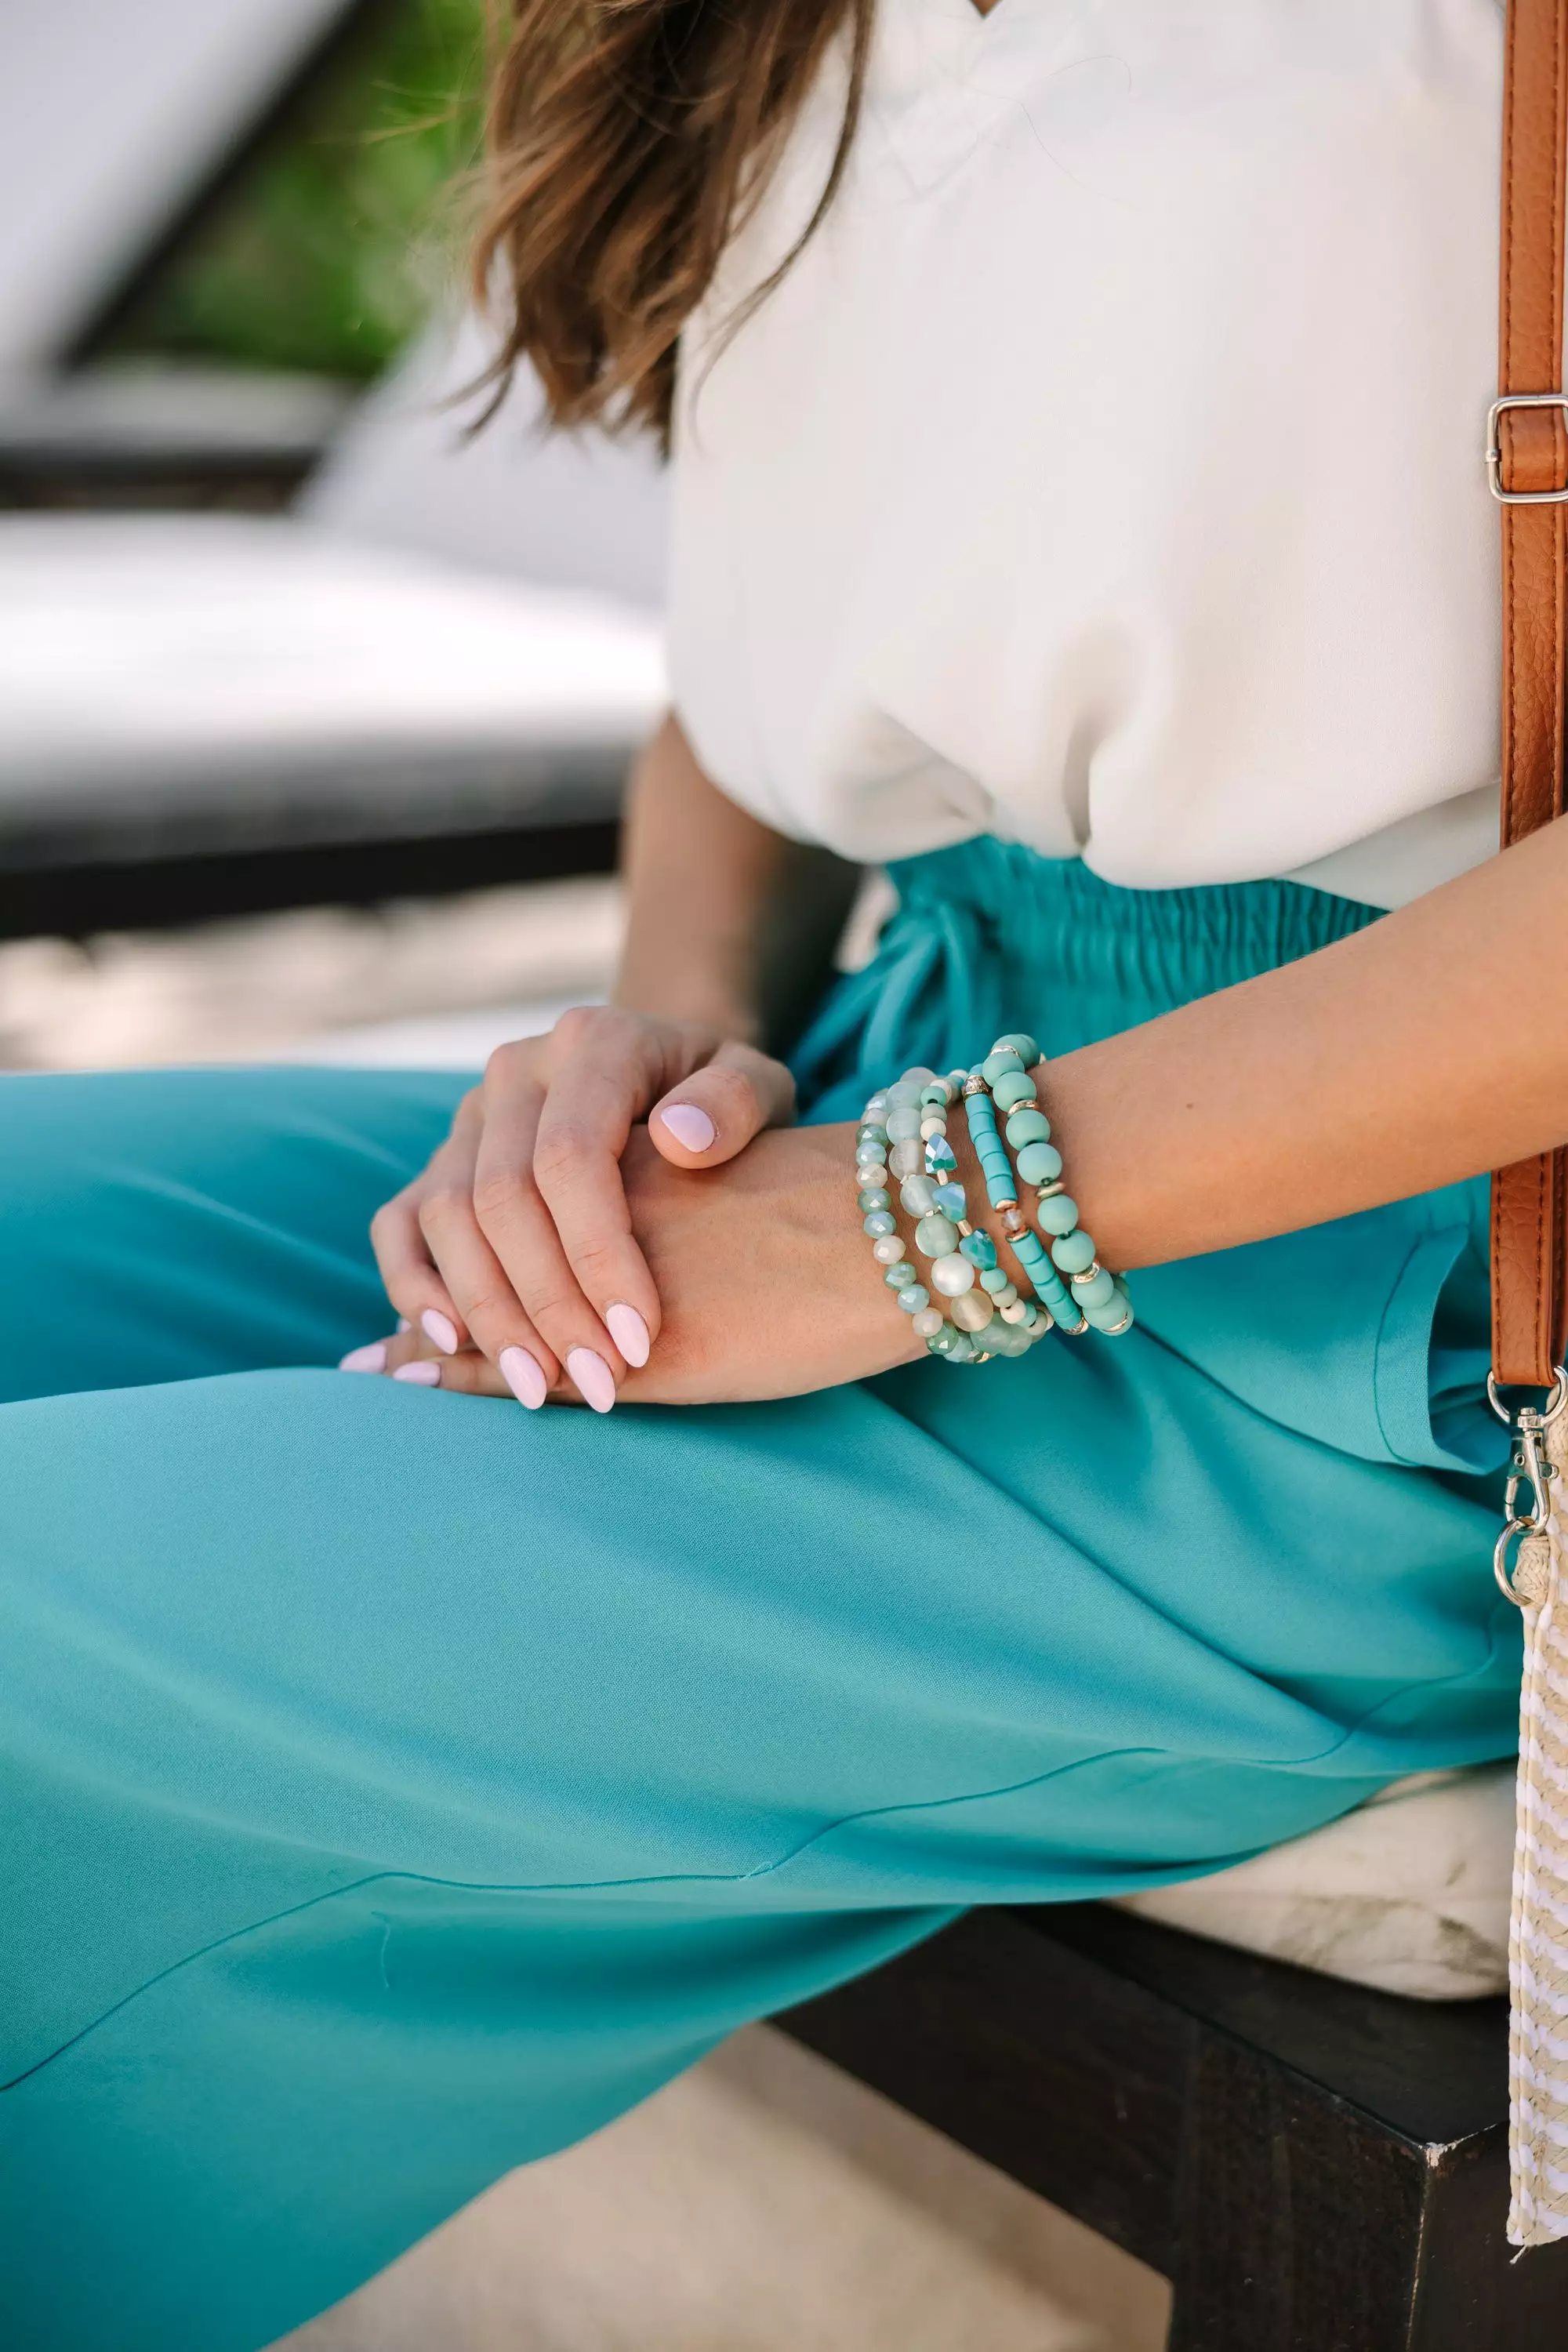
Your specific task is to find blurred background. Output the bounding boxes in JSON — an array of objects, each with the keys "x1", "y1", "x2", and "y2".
[
  {"x1": 0, "y1": 5, "x2": 1163, "y2": 2343},
  {"x1": 0, "y1": 0, "x2": 666, "y2": 1073}
]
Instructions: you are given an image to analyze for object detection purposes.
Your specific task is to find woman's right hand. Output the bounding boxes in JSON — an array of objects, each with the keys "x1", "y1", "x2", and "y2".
[{"x1": 360, "y1": 1007, "x2": 797, "y2": 1411}]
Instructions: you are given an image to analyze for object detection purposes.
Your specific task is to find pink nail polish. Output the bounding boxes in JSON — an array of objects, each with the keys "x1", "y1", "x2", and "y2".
[
  {"x1": 393, "y1": 1359, "x2": 441, "y2": 1387},
  {"x1": 421, "y1": 1308, "x2": 459, "y2": 1355},
  {"x1": 338, "y1": 1340, "x2": 387, "y2": 1374},
  {"x1": 566, "y1": 1347, "x2": 616, "y2": 1414},
  {"x1": 659, "y1": 1102, "x2": 716, "y2": 1154},
  {"x1": 396, "y1": 1316, "x2": 412, "y2": 1334},
  {"x1": 604, "y1": 1302, "x2": 650, "y2": 1367},
  {"x1": 499, "y1": 1345, "x2": 548, "y2": 1410}
]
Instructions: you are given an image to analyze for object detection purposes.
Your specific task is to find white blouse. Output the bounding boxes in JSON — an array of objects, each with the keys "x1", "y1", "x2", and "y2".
[{"x1": 666, "y1": 0, "x2": 1507, "y2": 906}]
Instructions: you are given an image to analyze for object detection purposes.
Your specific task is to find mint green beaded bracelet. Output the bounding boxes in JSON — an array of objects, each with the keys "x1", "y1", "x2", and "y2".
[{"x1": 971, "y1": 1038, "x2": 1134, "y2": 1339}]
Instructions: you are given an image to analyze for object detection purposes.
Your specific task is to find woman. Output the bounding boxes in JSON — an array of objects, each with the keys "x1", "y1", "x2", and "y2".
[{"x1": 1, "y1": 2, "x2": 1549, "y2": 2344}]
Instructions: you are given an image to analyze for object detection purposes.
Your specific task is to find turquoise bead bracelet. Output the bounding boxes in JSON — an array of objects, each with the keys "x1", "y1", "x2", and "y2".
[{"x1": 971, "y1": 1036, "x2": 1134, "y2": 1338}]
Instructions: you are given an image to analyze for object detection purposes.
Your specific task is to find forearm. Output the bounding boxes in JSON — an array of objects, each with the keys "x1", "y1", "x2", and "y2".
[
  {"x1": 1047, "y1": 818, "x2": 1568, "y2": 1272},
  {"x1": 613, "y1": 714, "x2": 860, "y2": 1048}
]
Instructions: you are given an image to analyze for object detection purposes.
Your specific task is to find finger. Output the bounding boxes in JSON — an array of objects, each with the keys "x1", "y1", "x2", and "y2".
[
  {"x1": 376, "y1": 1326, "x2": 510, "y2": 1396},
  {"x1": 378, "y1": 1324, "x2": 581, "y2": 1406},
  {"x1": 528, "y1": 1044, "x2": 670, "y2": 1367},
  {"x1": 649, "y1": 1041, "x2": 796, "y2": 1167},
  {"x1": 368, "y1": 1087, "x2": 488, "y2": 1347},
  {"x1": 470, "y1": 1036, "x2": 644, "y2": 1407},
  {"x1": 368, "y1": 1185, "x2": 468, "y2": 1352},
  {"x1": 414, "y1": 1174, "x2": 559, "y2": 1408}
]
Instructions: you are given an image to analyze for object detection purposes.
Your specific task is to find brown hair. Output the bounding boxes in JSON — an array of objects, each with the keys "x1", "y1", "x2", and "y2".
[{"x1": 473, "y1": 0, "x2": 875, "y2": 444}]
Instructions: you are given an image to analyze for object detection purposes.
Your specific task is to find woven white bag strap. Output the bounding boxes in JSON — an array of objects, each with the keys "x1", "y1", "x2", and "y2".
[{"x1": 1507, "y1": 1404, "x2": 1568, "y2": 2245}]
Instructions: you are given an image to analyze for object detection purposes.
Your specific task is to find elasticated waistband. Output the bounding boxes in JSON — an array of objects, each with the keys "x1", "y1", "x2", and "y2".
[{"x1": 793, "y1": 839, "x2": 1385, "y2": 1105}]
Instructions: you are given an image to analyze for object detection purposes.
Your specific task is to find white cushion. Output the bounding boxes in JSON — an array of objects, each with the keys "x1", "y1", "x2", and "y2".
[
  {"x1": 1111, "y1": 1764, "x2": 1515, "y2": 1999},
  {"x1": 0, "y1": 514, "x2": 666, "y2": 850}
]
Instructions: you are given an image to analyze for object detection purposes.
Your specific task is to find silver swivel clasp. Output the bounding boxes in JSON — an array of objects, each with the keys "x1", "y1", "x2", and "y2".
[{"x1": 1487, "y1": 1369, "x2": 1568, "y2": 1603}]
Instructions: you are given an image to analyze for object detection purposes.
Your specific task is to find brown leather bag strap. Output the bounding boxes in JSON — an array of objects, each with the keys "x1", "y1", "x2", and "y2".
[{"x1": 1492, "y1": 0, "x2": 1568, "y2": 1386}]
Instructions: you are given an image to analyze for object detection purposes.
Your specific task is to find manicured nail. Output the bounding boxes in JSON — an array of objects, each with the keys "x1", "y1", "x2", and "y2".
[
  {"x1": 396, "y1": 1316, "x2": 412, "y2": 1333},
  {"x1": 421, "y1": 1308, "x2": 459, "y2": 1355},
  {"x1": 659, "y1": 1102, "x2": 716, "y2": 1154},
  {"x1": 566, "y1": 1346, "x2": 616, "y2": 1414},
  {"x1": 393, "y1": 1359, "x2": 441, "y2": 1387},
  {"x1": 604, "y1": 1302, "x2": 650, "y2": 1367},
  {"x1": 338, "y1": 1340, "x2": 387, "y2": 1374},
  {"x1": 499, "y1": 1345, "x2": 548, "y2": 1410}
]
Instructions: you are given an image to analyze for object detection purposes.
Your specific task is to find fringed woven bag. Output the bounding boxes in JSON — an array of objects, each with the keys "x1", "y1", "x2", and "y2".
[{"x1": 1486, "y1": 0, "x2": 1568, "y2": 2249}]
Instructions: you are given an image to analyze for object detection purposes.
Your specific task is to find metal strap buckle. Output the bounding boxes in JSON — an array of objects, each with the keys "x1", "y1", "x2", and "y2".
[{"x1": 1486, "y1": 392, "x2": 1568, "y2": 503}]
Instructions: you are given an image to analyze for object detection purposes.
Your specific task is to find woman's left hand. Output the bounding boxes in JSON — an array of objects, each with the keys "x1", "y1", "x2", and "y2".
[{"x1": 361, "y1": 1122, "x2": 927, "y2": 1407}]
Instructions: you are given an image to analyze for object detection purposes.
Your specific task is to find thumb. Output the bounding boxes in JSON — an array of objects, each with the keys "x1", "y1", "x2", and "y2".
[{"x1": 650, "y1": 1041, "x2": 796, "y2": 1167}]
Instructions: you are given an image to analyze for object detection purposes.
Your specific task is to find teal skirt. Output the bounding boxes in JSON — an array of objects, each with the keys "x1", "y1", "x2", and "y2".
[{"x1": 0, "y1": 844, "x2": 1518, "y2": 2351}]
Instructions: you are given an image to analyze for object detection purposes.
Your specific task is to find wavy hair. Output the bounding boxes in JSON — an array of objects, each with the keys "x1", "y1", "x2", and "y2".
[{"x1": 473, "y1": 0, "x2": 875, "y2": 443}]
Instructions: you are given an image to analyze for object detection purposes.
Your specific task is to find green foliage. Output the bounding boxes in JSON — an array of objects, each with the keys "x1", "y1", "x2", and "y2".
[{"x1": 100, "y1": 0, "x2": 488, "y2": 381}]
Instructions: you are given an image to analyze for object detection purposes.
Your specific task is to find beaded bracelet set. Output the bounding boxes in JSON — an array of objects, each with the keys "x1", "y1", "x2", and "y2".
[{"x1": 855, "y1": 1033, "x2": 1133, "y2": 1366}]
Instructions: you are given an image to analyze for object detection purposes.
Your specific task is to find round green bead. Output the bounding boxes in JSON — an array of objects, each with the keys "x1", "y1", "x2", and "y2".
[
  {"x1": 927, "y1": 1325, "x2": 962, "y2": 1358},
  {"x1": 981, "y1": 1047, "x2": 1024, "y2": 1087},
  {"x1": 857, "y1": 1123, "x2": 887, "y2": 1148},
  {"x1": 884, "y1": 1105, "x2": 923, "y2": 1145},
  {"x1": 1036, "y1": 1192, "x2": 1080, "y2": 1236},
  {"x1": 884, "y1": 1261, "x2": 913, "y2": 1288},
  {"x1": 1084, "y1": 1291, "x2": 1132, "y2": 1333},
  {"x1": 857, "y1": 1186, "x2": 891, "y2": 1214},
  {"x1": 862, "y1": 1210, "x2": 896, "y2": 1239},
  {"x1": 990, "y1": 1069, "x2": 1036, "y2": 1112},
  {"x1": 896, "y1": 1283, "x2": 931, "y2": 1312},
  {"x1": 982, "y1": 1316, "x2": 1031, "y2": 1358},
  {"x1": 899, "y1": 1174, "x2": 937, "y2": 1217},
  {"x1": 920, "y1": 1081, "x2": 954, "y2": 1108},
  {"x1": 1072, "y1": 1264, "x2": 1116, "y2": 1308},
  {"x1": 979, "y1": 1266, "x2": 1012, "y2": 1293},
  {"x1": 944, "y1": 1330, "x2": 978, "y2": 1363},
  {"x1": 914, "y1": 1212, "x2": 960, "y2": 1259},
  {"x1": 1014, "y1": 1140, "x2": 1063, "y2": 1187},
  {"x1": 960, "y1": 1231, "x2": 998, "y2": 1269},
  {"x1": 994, "y1": 1031, "x2": 1040, "y2": 1069},
  {"x1": 1004, "y1": 1107, "x2": 1050, "y2": 1147},
  {"x1": 1051, "y1": 1229, "x2": 1097, "y2": 1275}
]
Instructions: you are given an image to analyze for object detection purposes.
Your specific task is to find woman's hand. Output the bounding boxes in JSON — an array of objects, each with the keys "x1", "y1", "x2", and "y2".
[
  {"x1": 365, "y1": 1123, "x2": 927, "y2": 1406},
  {"x1": 359, "y1": 1008, "x2": 797, "y2": 1410}
]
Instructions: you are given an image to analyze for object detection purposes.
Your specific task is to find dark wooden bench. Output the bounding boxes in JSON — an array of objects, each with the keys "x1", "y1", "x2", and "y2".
[{"x1": 777, "y1": 1900, "x2": 1568, "y2": 2350}]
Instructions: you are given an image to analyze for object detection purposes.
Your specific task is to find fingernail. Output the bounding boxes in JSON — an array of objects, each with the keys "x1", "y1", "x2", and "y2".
[
  {"x1": 338, "y1": 1340, "x2": 387, "y2": 1374},
  {"x1": 499, "y1": 1345, "x2": 548, "y2": 1410},
  {"x1": 393, "y1": 1359, "x2": 441, "y2": 1387},
  {"x1": 604, "y1": 1302, "x2": 650, "y2": 1367},
  {"x1": 566, "y1": 1346, "x2": 617, "y2": 1414},
  {"x1": 659, "y1": 1102, "x2": 716, "y2": 1154},
  {"x1": 421, "y1": 1308, "x2": 459, "y2": 1355},
  {"x1": 396, "y1": 1316, "x2": 412, "y2": 1334}
]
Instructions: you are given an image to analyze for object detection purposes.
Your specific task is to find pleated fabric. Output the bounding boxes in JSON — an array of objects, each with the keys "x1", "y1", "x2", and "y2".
[{"x1": 0, "y1": 846, "x2": 1518, "y2": 2350}]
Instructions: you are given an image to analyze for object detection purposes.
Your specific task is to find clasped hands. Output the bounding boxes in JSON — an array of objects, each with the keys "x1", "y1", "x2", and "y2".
[{"x1": 345, "y1": 1007, "x2": 925, "y2": 1410}]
